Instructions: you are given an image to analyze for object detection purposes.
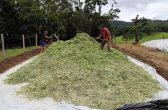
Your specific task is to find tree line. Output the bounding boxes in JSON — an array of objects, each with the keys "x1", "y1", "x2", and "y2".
[
  {"x1": 0, "y1": 0, "x2": 120, "y2": 45},
  {"x1": 112, "y1": 19, "x2": 168, "y2": 40},
  {"x1": 2, "y1": 0, "x2": 167, "y2": 46}
]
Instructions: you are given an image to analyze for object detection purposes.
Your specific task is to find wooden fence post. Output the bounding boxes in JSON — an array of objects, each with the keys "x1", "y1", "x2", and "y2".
[
  {"x1": 35, "y1": 34, "x2": 38, "y2": 47},
  {"x1": 1, "y1": 34, "x2": 5, "y2": 55},
  {"x1": 22, "y1": 34, "x2": 25, "y2": 50},
  {"x1": 51, "y1": 35, "x2": 53, "y2": 44}
]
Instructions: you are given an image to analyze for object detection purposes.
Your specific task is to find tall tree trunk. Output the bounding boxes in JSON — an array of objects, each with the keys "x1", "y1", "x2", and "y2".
[
  {"x1": 98, "y1": 5, "x2": 102, "y2": 15},
  {"x1": 135, "y1": 30, "x2": 139, "y2": 43},
  {"x1": 78, "y1": 0, "x2": 81, "y2": 9}
]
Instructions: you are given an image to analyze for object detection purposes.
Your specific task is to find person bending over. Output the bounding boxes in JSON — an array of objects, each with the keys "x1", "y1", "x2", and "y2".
[{"x1": 96, "y1": 26, "x2": 112, "y2": 52}]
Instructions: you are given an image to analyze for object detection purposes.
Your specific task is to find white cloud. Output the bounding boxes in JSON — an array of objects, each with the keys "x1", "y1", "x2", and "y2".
[
  {"x1": 142, "y1": 2, "x2": 168, "y2": 20},
  {"x1": 108, "y1": 0, "x2": 168, "y2": 21},
  {"x1": 81, "y1": 0, "x2": 168, "y2": 21}
]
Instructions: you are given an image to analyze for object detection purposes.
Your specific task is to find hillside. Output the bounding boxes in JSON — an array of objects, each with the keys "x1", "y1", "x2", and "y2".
[
  {"x1": 116, "y1": 32, "x2": 168, "y2": 44},
  {"x1": 112, "y1": 20, "x2": 168, "y2": 29},
  {"x1": 112, "y1": 20, "x2": 132, "y2": 28},
  {"x1": 5, "y1": 33, "x2": 161, "y2": 110}
]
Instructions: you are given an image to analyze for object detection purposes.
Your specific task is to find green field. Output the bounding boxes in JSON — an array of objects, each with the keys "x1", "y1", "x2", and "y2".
[
  {"x1": 115, "y1": 32, "x2": 168, "y2": 44},
  {"x1": 0, "y1": 46, "x2": 37, "y2": 61},
  {"x1": 5, "y1": 33, "x2": 161, "y2": 110}
]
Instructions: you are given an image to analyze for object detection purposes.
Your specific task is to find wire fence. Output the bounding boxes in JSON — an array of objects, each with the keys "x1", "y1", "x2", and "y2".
[
  {"x1": 1, "y1": 32, "x2": 61, "y2": 52},
  {"x1": 0, "y1": 33, "x2": 54, "y2": 57},
  {"x1": 5, "y1": 35, "x2": 37, "y2": 47}
]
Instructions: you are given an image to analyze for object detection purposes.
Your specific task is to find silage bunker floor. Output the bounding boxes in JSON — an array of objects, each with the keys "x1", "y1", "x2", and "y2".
[{"x1": 4, "y1": 33, "x2": 161, "y2": 110}]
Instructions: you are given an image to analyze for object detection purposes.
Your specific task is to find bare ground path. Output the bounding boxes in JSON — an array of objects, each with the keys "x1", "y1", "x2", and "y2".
[{"x1": 0, "y1": 48, "x2": 41, "y2": 74}]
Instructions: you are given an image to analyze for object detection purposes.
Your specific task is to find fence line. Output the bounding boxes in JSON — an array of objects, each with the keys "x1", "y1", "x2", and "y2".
[
  {"x1": 0, "y1": 33, "x2": 55, "y2": 57},
  {"x1": 1, "y1": 34, "x2": 6, "y2": 55},
  {"x1": 22, "y1": 34, "x2": 25, "y2": 50},
  {"x1": 35, "y1": 34, "x2": 38, "y2": 47},
  {"x1": 1, "y1": 34, "x2": 37, "y2": 56}
]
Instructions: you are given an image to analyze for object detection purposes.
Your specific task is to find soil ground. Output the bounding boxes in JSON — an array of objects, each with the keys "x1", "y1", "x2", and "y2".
[
  {"x1": 0, "y1": 48, "x2": 41, "y2": 74},
  {"x1": 112, "y1": 44, "x2": 168, "y2": 80}
]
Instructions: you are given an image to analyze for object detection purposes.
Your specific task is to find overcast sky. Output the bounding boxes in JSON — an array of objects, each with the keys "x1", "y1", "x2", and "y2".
[{"x1": 82, "y1": 0, "x2": 168, "y2": 22}]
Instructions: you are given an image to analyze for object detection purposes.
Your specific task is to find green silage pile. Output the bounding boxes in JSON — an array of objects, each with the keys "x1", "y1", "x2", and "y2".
[{"x1": 5, "y1": 33, "x2": 161, "y2": 110}]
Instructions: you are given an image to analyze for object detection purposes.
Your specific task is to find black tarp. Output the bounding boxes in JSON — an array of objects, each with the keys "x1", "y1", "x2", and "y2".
[{"x1": 117, "y1": 100, "x2": 168, "y2": 110}]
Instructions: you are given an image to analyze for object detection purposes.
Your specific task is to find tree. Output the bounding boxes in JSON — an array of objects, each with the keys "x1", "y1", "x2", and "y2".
[
  {"x1": 108, "y1": 0, "x2": 120, "y2": 21},
  {"x1": 106, "y1": 0, "x2": 120, "y2": 41},
  {"x1": 0, "y1": 0, "x2": 120, "y2": 43},
  {"x1": 84, "y1": 0, "x2": 96, "y2": 14},
  {"x1": 131, "y1": 15, "x2": 147, "y2": 44},
  {"x1": 0, "y1": 0, "x2": 18, "y2": 34},
  {"x1": 95, "y1": 0, "x2": 108, "y2": 15},
  {"x1": 71, "y1": 0, "x2": 83, "y2": 11},
  {"x1": 84, "y1": 0, "x2": 108, "y2": 15}
]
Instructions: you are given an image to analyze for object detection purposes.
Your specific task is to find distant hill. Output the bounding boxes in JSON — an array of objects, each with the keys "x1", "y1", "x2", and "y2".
[
  {"x1": 147, "y1": 20, "x2": 168, "y2": 26},
  {"x1": 112, "y1": 20, "x2": 132, "y2": 28},
  {"x1": 112, "y1": 20, "x2": 168, "y2": 29}
]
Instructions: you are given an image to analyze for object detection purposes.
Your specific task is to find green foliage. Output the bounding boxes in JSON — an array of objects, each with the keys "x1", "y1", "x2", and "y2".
[
  {"x1": 111, "y1": 19, "x2": 168, "y2": 38},
  {"x1": 108, "y1": 1, "x2": 120, "y2": 21},
  {"x1": 6, "y1": 33, "x2": 161, "y2": 110},
  {"x1": 130, "y1": 15, "x2": 147, "y2": 43},
  {"x1": 84, "y1": 0, "x2": 109, "y2": 15},
  {"x1": 0, "y1": 0, "x2": 19, "y2": 34},
  {"x1": 143, "y1": 20, "x2": 168, "y2": 35},
  {"x1": 0, "y1": 0, "x2": 120, "y2": 42}
]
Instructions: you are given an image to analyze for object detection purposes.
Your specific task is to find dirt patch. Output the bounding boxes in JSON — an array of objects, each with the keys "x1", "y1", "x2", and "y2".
[
  {"x1": 112, "y1": 44, "x2": 168, "y2": 81},
  {"x1": 0, "y1": 48, "x2": 41, "y2": 74}
]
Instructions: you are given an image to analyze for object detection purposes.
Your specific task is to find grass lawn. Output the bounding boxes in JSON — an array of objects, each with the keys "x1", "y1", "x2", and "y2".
[
  {"x1": 5, "y1": 33, "x2": 161, "y2": 110},
  {"x1": 0, "y1": 46, "x2": 37, "y2": 61},
  {"x1": 115, "y1": 32, "x2": 168, "y2": 44}
]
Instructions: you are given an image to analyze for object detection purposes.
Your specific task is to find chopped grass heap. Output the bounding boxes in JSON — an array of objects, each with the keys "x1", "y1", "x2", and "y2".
[{"x1": 5, "y1": 33, "x2": 161, "y2": 110}]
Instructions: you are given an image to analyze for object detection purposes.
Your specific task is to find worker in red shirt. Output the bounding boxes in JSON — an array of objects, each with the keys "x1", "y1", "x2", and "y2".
[{"x1": 96, "y1": 26, "x2": 112, "y2": 52}]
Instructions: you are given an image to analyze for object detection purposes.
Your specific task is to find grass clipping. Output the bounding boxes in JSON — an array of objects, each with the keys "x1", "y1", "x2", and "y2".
[{"x1": 5, "y1": 33, "x2": 161, "y2": 110}]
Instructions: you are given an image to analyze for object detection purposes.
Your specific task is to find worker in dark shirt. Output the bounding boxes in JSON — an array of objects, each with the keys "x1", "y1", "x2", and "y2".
[{"x1": 40, "y1": 31, "x2": 48, "y2": 52}]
